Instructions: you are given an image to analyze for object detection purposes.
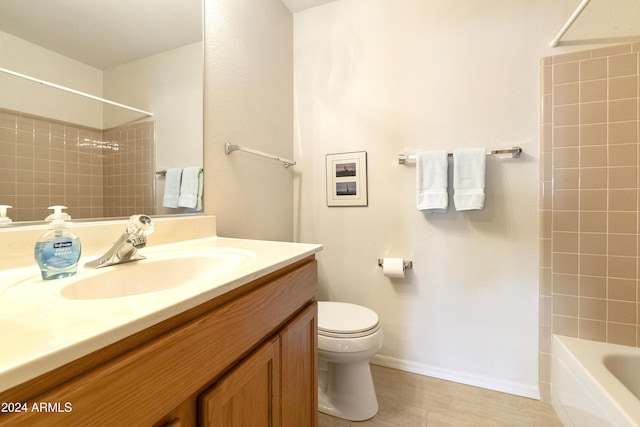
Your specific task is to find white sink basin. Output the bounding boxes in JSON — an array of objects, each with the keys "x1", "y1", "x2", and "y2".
[{"x1": 60, "y1": 249, "x2": 255, "y2": 300}]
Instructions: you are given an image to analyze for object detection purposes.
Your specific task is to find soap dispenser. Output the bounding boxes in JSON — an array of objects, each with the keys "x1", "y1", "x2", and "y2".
[
  {"x1": 34, "y1": 205, "x2": 82, "y2": 280},
  {"x1": 0, "y1": 205, "x2": 12, "y2": 226}
]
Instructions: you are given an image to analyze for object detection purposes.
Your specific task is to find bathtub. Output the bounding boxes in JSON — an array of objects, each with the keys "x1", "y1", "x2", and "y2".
[{"x1": 551, "y1": 335, "x2": 640, "y2": 427}]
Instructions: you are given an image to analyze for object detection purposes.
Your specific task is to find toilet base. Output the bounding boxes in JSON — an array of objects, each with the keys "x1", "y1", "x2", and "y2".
[{"x1": 318, "y1": 359, "x2": 379, "y2": 421}]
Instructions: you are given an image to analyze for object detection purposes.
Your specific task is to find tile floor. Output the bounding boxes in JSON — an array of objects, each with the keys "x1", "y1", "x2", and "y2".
[{"x1": 318, "y1": 365, "x2": 563, "y2": 427}]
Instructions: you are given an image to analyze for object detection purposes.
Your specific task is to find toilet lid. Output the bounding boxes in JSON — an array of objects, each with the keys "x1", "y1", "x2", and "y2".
[{"x1": 318, "y1": 301, "x2": 379, "y2": 336}]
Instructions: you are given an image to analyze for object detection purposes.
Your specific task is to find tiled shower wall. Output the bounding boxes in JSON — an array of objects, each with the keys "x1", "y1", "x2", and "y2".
[
  {"x1": 0, "y1": 108, "x2": 155, "y2": 222},
  {"x1": 539, "y1": 43, "x2": 640, "y2": 399}
]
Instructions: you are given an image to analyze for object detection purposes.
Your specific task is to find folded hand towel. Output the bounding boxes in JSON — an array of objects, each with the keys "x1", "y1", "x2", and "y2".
[
  {"x1": 178, "y1": 167, "x2": 203, "y2": 210},
  {"x1": 416, "y1": 150, "x2": 449, "y2": 213},
  {"x1": 453, "y1": 148, "x2": 486, "y2": 211},
  {"x1": 162, "y1": 168, "x2": 182, "y2": 208}
]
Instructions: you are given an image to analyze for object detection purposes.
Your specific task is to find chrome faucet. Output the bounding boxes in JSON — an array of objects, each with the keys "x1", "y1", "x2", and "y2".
[{"x1": 85, "y1": 215, "x2": 155, "y2": 268}]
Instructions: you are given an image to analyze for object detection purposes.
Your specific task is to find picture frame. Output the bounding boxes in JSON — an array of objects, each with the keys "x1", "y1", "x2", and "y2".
[{"x1": 326, "y1": 151, "x2": 368, "y2": 207}]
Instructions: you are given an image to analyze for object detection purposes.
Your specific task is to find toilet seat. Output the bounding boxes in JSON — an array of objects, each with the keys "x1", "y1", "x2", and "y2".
[{"x1": 318, "y1": 301, "x2": 380, "y2": 338}]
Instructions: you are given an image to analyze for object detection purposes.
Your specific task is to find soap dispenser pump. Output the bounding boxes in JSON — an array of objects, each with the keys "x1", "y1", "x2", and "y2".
[
  {"x1": 0, "y1": 205, "x2": 12, "y2": 226},
  {"x1": 34, "y1": 205, "x2": 82, "y2": 280}
]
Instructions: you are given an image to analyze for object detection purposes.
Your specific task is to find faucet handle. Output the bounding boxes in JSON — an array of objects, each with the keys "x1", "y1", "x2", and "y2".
[{"x1": 127, "y1": 214, "x2": 155, "y2": 236}]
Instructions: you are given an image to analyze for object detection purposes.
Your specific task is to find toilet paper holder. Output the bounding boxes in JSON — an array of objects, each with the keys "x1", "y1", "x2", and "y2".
[{"x1": 377, "y1": 258, "x2": 413, "y2": 270}]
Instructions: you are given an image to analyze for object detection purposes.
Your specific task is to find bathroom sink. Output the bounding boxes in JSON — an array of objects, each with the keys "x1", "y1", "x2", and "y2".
[{"x1": 60, "y1": 249, "x2": 255, "y2": 300}]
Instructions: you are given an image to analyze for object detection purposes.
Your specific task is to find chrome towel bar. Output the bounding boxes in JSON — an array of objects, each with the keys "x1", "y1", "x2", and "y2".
[
  {"x1": 225, "y1": 141, "x2": 296, "y2": 168},
  {"x1": 156, "y1": 168, "x2": 203, "y2": 176},
  {"x1": 398, "y1": 146, "x2": 522, "y2": 164}
]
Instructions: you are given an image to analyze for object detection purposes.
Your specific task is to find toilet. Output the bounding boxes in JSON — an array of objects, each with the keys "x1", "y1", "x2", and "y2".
[{"x1": 317, "y1": 301, "x2": 383, "y2": 421}]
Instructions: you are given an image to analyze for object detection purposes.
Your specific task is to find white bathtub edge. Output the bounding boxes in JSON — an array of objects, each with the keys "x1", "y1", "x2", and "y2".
[{"x1": 551, "y1": 335, "x2": 640, "y2": 427}]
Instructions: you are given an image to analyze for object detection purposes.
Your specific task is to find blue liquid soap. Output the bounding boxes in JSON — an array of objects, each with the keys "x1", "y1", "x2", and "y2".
[{"x1": 34, "y1": 206, "x2": 82, "y2": 280}]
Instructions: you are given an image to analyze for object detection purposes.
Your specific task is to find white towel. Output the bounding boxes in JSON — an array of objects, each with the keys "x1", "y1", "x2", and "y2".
[
  {"x1": 162, "y1": 168, "x2": 182, "y2": 208},
  {"x1": 178, "y1": 167, "x2": 203, "y2": 210},
  {"x1": 416, "y1": 151, "x2": 449, "y2": 213},
  {"x1": 453, "y1": 148, "x2": 486, "y2": 211}
]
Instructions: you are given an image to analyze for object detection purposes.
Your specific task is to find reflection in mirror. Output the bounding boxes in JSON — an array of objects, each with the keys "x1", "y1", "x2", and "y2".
[{"x1": 0, "y1": 0, "x2": 203, "y2": 224}]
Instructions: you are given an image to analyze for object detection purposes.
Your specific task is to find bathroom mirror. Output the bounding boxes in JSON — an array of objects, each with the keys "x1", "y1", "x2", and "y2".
[{"x1": 0, "y1": 0, "x2": 203, "y2": 224}]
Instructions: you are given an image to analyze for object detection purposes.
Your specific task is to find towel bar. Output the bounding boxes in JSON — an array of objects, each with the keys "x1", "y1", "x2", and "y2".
[
  {"x1": 398, "y1": 146, "x2": 522, "y2": 164},
  {"x1": 156, "y1": 168, "x2": 203, "y2": 177},
  {"x1": 225, "y1": 141, "x2": 296, "y2": 168}
]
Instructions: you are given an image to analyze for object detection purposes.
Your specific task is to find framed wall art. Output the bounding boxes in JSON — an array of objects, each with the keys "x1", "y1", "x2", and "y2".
[{"x1": 326, "y1": 151, "x2": 368, "y2": 207}]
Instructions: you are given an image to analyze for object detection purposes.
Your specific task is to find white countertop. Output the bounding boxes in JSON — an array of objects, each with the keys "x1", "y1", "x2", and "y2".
[{"x1": 0, "y1": 236, "x2": 322, "y2": 394}]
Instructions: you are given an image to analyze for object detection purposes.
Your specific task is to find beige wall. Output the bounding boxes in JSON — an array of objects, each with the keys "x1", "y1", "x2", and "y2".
[
  {"x1": 539, "y1": 43, "x2": 640, "y2": 396},
  {"x1": 0, "y1": 31, "x2": 104, "y2": 128},
  {"x1": 292, "y1": 0, "x2": 640, "y2": 401},
  {"x1": 203, "y1": 0, "x2": 294, "y2": 241}
]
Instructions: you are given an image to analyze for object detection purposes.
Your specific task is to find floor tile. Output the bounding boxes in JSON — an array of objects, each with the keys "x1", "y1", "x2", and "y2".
[{"x1": 318, "y1": 365, "x2": 563, "y2": 427}]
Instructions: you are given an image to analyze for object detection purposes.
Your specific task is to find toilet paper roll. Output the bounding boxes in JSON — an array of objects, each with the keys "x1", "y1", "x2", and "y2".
[{"x1": 382, "y1": 258, "x2": 405, "y2": 278}]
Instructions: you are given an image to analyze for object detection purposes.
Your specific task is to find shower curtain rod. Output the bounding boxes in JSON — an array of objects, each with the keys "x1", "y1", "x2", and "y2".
[
  {"x1": 224, "y1": 141, "x2": 296, "y2": 168},
  {"x1": 549, "y1": 0, "x2": 592, "y2": 47},
  {"x1": 0, "y1": 67, "x2": 154, "y2": 117}
]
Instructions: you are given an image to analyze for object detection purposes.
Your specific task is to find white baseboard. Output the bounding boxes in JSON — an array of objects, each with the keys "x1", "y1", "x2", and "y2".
[{"x1": 371, "y1": 354, "x2": 540, "y2": 400}]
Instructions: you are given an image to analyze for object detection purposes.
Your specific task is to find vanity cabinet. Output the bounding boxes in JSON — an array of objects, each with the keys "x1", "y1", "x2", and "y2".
[{"x1": 0, "y1": 257, "x2": 318, "y2": 427}]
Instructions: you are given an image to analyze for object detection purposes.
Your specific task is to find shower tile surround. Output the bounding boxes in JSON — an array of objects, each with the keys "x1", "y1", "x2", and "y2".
[
  {"x1": 539, "y1": 43, "x2": 640, "y2": 399},
  {"x1": 0, "y1": 108, "x2": 155, "y2": 221}
]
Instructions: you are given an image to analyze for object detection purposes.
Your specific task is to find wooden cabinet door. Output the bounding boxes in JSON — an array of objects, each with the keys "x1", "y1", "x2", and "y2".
[
  {"x1": 280, "y1": 303, "x2": 318, "y2": 427},
  {"x1": 200, "y1": 339, "x2": 281, "y2": 427}
]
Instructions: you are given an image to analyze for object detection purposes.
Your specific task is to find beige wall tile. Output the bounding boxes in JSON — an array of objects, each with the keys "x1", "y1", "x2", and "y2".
[
  {"x1": 609, "y1": 76, "x2": 638, "y2": 100},
  {"x1": 608, "y1": 278, "x2": 637, "y2": 301},
  {"x1": 553, "y1": 253, "x2": 578, "y2": 275},
  {"x1": 554, "y1": 83, "x2": 579, "y2": 105},
  {"x1": 554, "y1": 104, "x2": 579, "y2": 126},
  {"x1": 553, "y1": 126, "x2": 579, "y2": 147},
  {"x1": 553, "y1": 147, "x2": 579, "y2": 168},
  {"x1": 554, "y1": 61, "x2": 580, "y2": 84},
  {"x1": 580, "y1": 275, "x2": 606, "y2": 298},
  {"x1": 609, "y1": 53, "x2": 638, "y2": 77},
  {"x1": 609, "y1": 121, "x2": 637, "y2": 144},
  {"x1": 580, "y1": 297, "x2": 606, "y2": 320},
  {"x1": 553, "y1": 315, "x2": 578, "y2": 337},
  {"x1": 553, "y1": 169, "x2": 579, "y2": 189},
  {"x1": 580, "y1": 254, "x2": 607, "y2": 277},
  {"x1": 553, "y1": 294, "x2": 578, "y2": 316},
  {"x1": 609, "y1": 212, "x2": 638, "y2": 234},
  {"x1": 580, "y1": 233, "x2": 607, "y2": 255},
  {"x1": 609, "y1": 189, "x2": 637, "y2": 211},
  {"x1": 579, "y1": 319, "x2": 606, "y2": 341},
  {"x1": 554, "y1": 273, "x2": 578, "y2": 295},
  {"x1": 608, "y1": 322, "x2": 637, "y2": 346},
  {"x1": 553, "y1": 231, "x2": 578, "y2": 253},
  {"x1": 580, "y1": 124, "x2": 607, "y2": 146},
  {"x1": 609, "y1": 167, "x2": 636, "y2": 188},
  {"x1": 609, "y1": 99, "x2": 637, "y2": 122},
  {"x1": 581, "y1": 167, "x2": 607, "y2": 189},
  {"x1": 580, "y1": 189, "x2": 607, "y2": 211},
  {"x1": 580, "y1": 57, "x2": 607, "y2": 81},
  {"x1": 580, "y1": 80, "x2": 607, "y2": 102},
  {"x1": 609, "y1": 300, "x2": 637, "y2": 324},
  {"x1": 554, "y1": 211, "x2": 579, "y2": 232},
  {"x1": 609, "y1": 144, "x2": 637, "y2": 166},
  {"x1": 608, "y1": 256, "x2": 637, "y2": 280},
  {"x1": 553, "y1": 189, "x2": 579, "y2": 210},
  {"x1": 580, "y1": 145, "x2": 607, "y2": 167},
  {"x1": 608, "y1": 233, "x2": 637, "y2": 256},
  {"x1": 580, "y1": 211, "x2": 607, "y2": 233},
  {"x1": 580, "y1": 101, "x2": 607, "y2": 124},
  {"x1": 544, "y1": 45, "x2": 640, "y2": 350},
  {"x1": 540, "y1": 267, "x2": 553, "y2": 296}
]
